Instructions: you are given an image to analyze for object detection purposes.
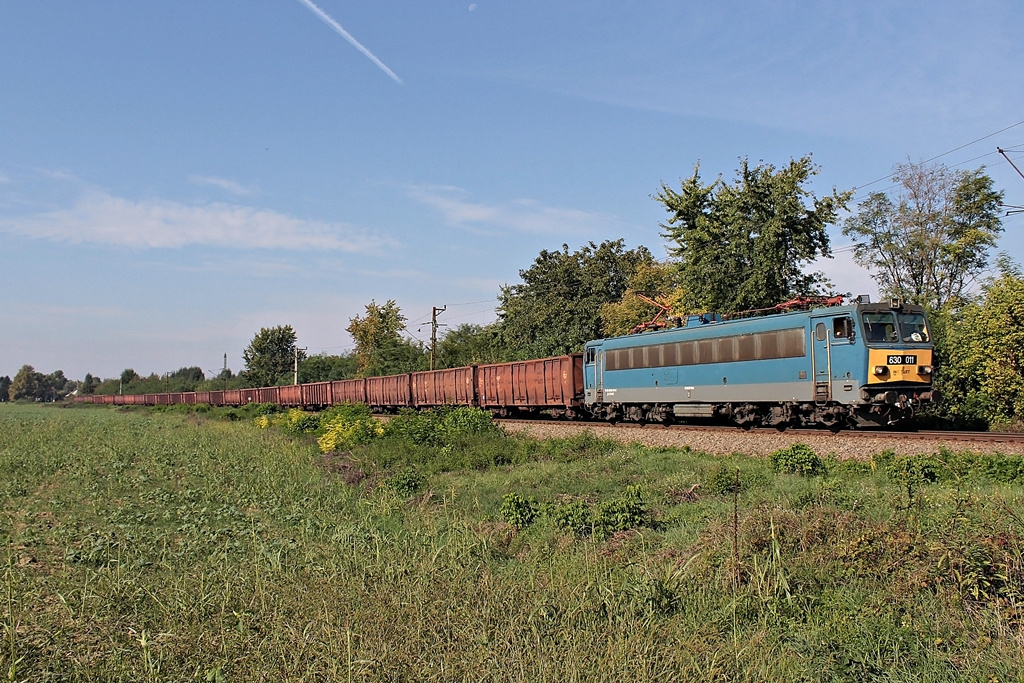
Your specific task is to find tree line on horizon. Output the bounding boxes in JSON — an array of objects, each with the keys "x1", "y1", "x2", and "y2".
[{"x1": 5, "y1": 157, "x2": 1021, "y2": 429}]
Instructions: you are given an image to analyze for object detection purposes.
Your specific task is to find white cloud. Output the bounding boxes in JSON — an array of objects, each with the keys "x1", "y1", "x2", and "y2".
[
  {"x1": 407, "y1": 185, "x2": 619, "y2": 235},
  {"x1": 0, "y1": 190, "x2": 393, "y2": 252},
  {"x1": 189, "y1": 175, "x2": 256, "y2": 197}
]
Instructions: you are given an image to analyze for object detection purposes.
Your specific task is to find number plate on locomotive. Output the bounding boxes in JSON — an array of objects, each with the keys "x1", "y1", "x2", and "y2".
[{"x1": 887, "y1": 354, "x2": 917, "y2": 365}]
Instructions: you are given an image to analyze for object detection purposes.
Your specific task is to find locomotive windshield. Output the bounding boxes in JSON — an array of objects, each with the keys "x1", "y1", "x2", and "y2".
[
  {"x1": 897, "y1": 312, "x2": 930, "y2": 343},
  {"x1": 861, "y1": 311, "x2": 930, "y2": 344}
]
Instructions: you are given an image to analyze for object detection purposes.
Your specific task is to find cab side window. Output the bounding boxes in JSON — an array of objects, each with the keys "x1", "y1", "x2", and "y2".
[{"x1": 833, "y1": 317, "x2": 853, "y2": 341}]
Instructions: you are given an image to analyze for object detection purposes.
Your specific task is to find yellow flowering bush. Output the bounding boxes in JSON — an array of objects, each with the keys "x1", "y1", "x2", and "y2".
[
  {"x1": 317, "y1": 415, "x2": 384, "y2": 453},
  {"x1": 253, "y1": 415, "x2": 271, "y2": 429},
  {"x1": 282, "y1": 408, "x2": 320, "y2": 434}
]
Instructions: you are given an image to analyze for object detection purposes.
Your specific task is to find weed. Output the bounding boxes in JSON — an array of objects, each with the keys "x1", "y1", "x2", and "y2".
[
  {"x1": 551, "y1": 500, "x2": 591, "y2": 536},
  {"x1": 3, "y1": 403, "x2": 1024, "y2": 680},
  {"x1": 385, "y1": 469, "x2": 425, "y2": 497},
  {"x1": 769, "y1": 443, "x2": 825, "y2": 476},
  {"x1": 500, "y1": 493, "x2": 539, "y2": 530},
  {"x1": 705, "y1": 466, "x2": 747, "y2": 495}
]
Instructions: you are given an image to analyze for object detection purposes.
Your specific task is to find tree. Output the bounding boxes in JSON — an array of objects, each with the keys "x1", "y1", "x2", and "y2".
[
  {"x1": 657, "y1": 156, "x2": 851, "y2": 313},
  {"x1": 842, "y1": 161, "x2": 1003, "y2": 311},
  {"x1": 242, "y1": 325, "x2": 305, "y2": 387},
  {"x1": 299, "y1": 353, "x2": 358, "y2": 383},
  {"x1": 936, "y1": 257, "x2": 1024, "y2": 429},
  {"x1": 599, "y1": 261, "x2": 687, "y2": 338},
  {"x1": 0, "y1": 376, "x2": 10, "y2": 402},
  {"x1": 496, "y1": 240, "x2": 654, "y2": 359},
  {"x1": 120, "y1": 368, "x2": 140, "y2": 386},
  {"x1": 80, "y1": 373, "x2": 98, "y2": 395},
  {"x1": 347, "y1": 300, "x2": 425, "y2": 376},
  {"x1": 436, "y1": 324, "x2": 504, "y2": 368},
  {"x1": 9, "y1": 365, "x2": 43, "y2": 401},
  {"x1": 40, "y1": 370, "x2": 70, "y2": 401}
]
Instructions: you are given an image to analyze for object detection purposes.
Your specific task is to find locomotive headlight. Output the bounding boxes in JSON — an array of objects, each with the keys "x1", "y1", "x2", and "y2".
[
  {"x1": 917, "y1": 365, "x2": 933, "y2": 375},
  {"x1": 873, "y1": 365, "x2": 888, "y2": 375}
]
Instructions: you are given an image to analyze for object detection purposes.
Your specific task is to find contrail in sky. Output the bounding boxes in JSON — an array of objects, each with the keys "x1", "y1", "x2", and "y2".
[{"x1": 294, "y1": 0, "x2": 403, "y2": 84}]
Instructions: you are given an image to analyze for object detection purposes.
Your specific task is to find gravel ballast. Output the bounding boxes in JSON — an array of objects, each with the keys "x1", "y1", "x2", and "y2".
[{"x1": 499, "y1": 421, "x2": 1024, "y2": 460}]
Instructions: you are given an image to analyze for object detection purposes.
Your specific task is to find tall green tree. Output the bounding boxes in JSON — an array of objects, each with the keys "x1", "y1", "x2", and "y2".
[
  {"x1": 9, "y1": 365, "x2": 43, "y2": 401},
  {"x1": 347, "y1": 300, "x2": 425, "y2": 376},
  {"x1": 120, "y1": 368, "x2": 140, "y2": 387},
  {"x1": 937, "y1": 257, "x2": 1024, "y2": 429},
  {"x1": 242, "y1": 325, "x2": 305, "y2": 387},
  {"x1": 496, "y1": 240, "x2": 654, "y2": 358},
  {"x1": 80, "y1": 373, "x2": 98, "y2": 395},
  {"x1": 0, "y1": 376, "x2": 11, "y2": 402},
  {"x1": 842, "y1": 161, "x2": 1003, "y2": 311},
  {"x1": 299, "y1": 353, "x2": 358, "y2": 382},
  {"x1": 657, "y1": 156, "x2": 851, "y2": 313},
  {"x1": 436, "y1": 324, "x2": 504, "y2": 368},
  {"x1": 40, "y1": 370, "x2": 70, "y2": 401}
]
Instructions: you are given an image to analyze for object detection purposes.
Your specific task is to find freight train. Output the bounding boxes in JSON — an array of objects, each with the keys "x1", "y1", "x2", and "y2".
[{"x1": 76, "y1": 297, "x2": 935, "y2": 429}]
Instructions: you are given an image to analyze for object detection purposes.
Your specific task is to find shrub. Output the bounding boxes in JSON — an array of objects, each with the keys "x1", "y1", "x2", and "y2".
[
  {"x1": 439, "y1": 406, "x2": 500, "y2": 439},
  {"x1": 548, "y1": 487, "x2": 651, "y2": 538},
  {"x1": 385, "y1": 468, "x2": 425, "y2": 497},
  {"x1": 769, "y1": 443, "x2": 825, "y2": 476},
  {"x1": 319, "y1": 403, "x2": 373, "y2": 424},
  {"x1": 382, "y1": 407, "x2": 500, "y2": 448},
  {"x1": 382, "y1": 409, "x2": 444, "y2": 446},
  {"x1": 317, "y1": 413, "x2": 384, "y2": 453},
  {"x1": 885, "y1": 455, "x2": 942, "y2": 486},
  {"x1": 500, "y1": 493, "x2": 539, "y2": 529},
  {"x1": 704, "y1": 466, "x2": 745, "y2": 495},
  {"x1": 552, "y1": 500, "x2": 591, "y2": 536},
  {"x1": 281, "y1": 409, "x2": 321, "y2": 435},
  {"x1": 593, "y1": 486, "x2": 648, "y2": 539}
]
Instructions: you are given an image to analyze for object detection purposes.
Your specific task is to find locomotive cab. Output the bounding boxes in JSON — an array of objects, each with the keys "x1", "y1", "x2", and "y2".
[{"x1": 854, "y1": 300, "x2": 935, "y2": 422}]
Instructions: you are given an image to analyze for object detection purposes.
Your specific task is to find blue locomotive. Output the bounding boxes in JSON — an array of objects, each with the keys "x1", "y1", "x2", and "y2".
[{"x1": 582, "y1": 297, "x2": 935, "y2": 428}]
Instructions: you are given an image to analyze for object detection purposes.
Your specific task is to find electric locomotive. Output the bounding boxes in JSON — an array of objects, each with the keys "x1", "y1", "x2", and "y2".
[{"x1": 582, "y1": 296, "x2": 934, "y2": 428}]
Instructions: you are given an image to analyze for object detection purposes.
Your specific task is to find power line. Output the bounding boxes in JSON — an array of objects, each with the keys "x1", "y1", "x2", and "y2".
[{"x1": 853, "y1": 118, "x2": 1024, "y2": 194}]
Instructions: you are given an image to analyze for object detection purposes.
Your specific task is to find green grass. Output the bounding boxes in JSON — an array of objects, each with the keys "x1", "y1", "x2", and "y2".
[{"x1": 2, "y1": 403, "x2": 1023, "y2": 681}]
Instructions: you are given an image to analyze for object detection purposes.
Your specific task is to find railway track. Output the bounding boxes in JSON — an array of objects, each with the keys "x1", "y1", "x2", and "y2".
[
  {"x1": 493, "y1": 418, "x2": 1024, "y2": 457},
  {"x1": 496, "y1": 418, "x2": 1024, "y2": 443}
]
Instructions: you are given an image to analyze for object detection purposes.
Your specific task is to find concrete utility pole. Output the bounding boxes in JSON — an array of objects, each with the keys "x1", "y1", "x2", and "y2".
[
  {"x1": 429, "y1": 306, "x2": 446, "y2": 370},
  {"x1": 293, "y1": 346, "x2": 307, "y2": 385}
]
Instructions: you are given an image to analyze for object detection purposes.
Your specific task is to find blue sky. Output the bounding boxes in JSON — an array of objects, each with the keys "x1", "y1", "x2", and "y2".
[{"x1": 2, "y1": 0, "x2": 1023, "y2": 380}]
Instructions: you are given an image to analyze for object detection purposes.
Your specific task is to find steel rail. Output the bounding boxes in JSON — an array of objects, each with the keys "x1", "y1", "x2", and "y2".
[{"x1": 493, "y1": 419, "x2": 1024, "y2": 444}]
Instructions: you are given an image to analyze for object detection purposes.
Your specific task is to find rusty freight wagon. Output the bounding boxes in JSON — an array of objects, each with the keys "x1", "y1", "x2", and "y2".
[
  {"x1": 411, "y1": 367, "x2": 477, "y2": 408},
  {"x1": 476, "y1": 355, "x2": 584, "y2": 417},
  {"x1": 330, "y1": 378, "x2": 367, "y2": 405},
  {"x1": 278, "y1": 384, "x2": 302, "y2": 407},
  {"x1": 365, "y1": 374, "x2": 412, "y2": 411},
  {"x1": 301, "y1": 381, "x2": 333, "y2": 408}
]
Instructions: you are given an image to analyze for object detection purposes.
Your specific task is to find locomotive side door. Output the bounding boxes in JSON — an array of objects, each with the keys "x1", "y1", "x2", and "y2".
[
  {"x1": 583, "y1": 344, "x2": 602, "y2": 404},
  {"x1": 811, "y1": 317, "x2": 831, "y2": 402}
]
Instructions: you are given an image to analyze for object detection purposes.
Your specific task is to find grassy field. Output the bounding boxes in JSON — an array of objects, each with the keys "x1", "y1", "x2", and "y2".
[{"x1": 1, "y1": 403, "x2": 1023, "y2": 682}]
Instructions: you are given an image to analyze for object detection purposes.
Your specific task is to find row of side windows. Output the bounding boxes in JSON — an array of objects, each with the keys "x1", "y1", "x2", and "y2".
[{"x1": 604, "y1": 327, "x2": 807, "y2": 371}]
